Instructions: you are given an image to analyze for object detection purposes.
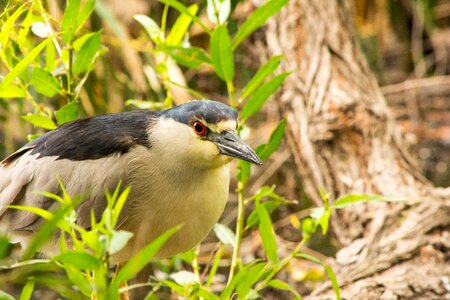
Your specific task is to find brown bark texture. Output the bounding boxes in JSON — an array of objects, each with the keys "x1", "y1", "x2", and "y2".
[{"x1": 251, "y1": 0, "x2": 450, "y2": 298}]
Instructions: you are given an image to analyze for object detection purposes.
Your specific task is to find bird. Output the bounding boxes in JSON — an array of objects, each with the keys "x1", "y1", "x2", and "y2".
[{"x1": 0, "y1": 100, "x2": 262, "y2": 263}]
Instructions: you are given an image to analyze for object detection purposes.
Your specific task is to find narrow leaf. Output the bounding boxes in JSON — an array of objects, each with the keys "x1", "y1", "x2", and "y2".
[
  {"x1": 166, "y1": 4, "x2": 199, "y2": 46},
  {"x1": 241, "y1": 72, "x2": 289, "y2": 120},
  {"x1": 76, "y1": 0, "x2": 96, "y2": 32},
  {"x1": 30, "y1": 67, "x2": 61, "y2": 97},
  {"x1": 61, "y1": 0, "x2": 81, "y2": 42},
  {"x1": 55, "y1": 102, "x2": 79, "y2": 125},
  {"x1": 210, "y1": 24, "x2": 234, "y2": 82},
  {"x1": 0, "y1": 37, "x2": 52, "y2": 88},
  {"x1": 134, "y1": 15, "x2": 164, "y2": 44},
  {"x1": 158, "y1": 0, "x2": 211, "y2": 34},
  {"x1": 158, "y1": 46, "x2": 211, "y2": 69},
  {"x1": 72, "y1": 32, "x2": 101, "y2": 75},
  {"x1": 255, "y1": 201, "x2": 278, "y2": 264},
  {"x1": 232, "y1": 0, "x2": 288, "y2": 49},
  {"x1": 22, "y1": 114, "x2": 57, "y2": 130},
  {"x1": 241, "y1": 55, "x2": 283, "y2": 99},
  {"x1": 55, "y1": 251, "x2": 100, "y2": 270},
  {"x1": 19, "y1": 280, "x2": 35, "y2": 300},
  {"x1": 256, "y1": 119, "x2": 286, "y2": 160},
  {"x1": 213, "y1": 223, "x2": 236, "y2": 247},
  {"x1": 267, "y1": 279, "x2": 301, "y2": 299},
  {"x1": 332, "y1": 194, "x2": 407, "y2": 209}
]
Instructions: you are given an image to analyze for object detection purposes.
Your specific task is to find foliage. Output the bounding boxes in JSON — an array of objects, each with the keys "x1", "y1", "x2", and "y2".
[{"x1": 0, "y1": 0, "x2": 406, "y2": 299}]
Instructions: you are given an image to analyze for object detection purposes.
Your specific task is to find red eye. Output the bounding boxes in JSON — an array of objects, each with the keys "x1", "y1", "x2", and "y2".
[{"x1": 193, "y1": 121, "x2": 207, "y2": 135}]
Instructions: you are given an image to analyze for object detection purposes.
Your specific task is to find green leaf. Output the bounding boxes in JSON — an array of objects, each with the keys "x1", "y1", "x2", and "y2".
[
  {"x1": 301, "y1": 217, "x2": 316, "y2": 242},
  {"x1": 8, "y1": 205, "x2": 54, "y2": 221},
  {"x1": 256, "y1": 119, "x2": 286, "y2": 160},
  {"x1": 0, "y1": 290, "x2": 15, "y2": 300},
  {"x1": 210, "y1": 24, "x2": 234, "y2": 82},
  {"x1": 207, "y1": 0, "x2": 231, "y2": 24},
  {"x1": 110, "y1": 225, "x2": 181, "y2": 287},
  {"x1": 73, "y1": 32, "x2": 96, "y2": 51},
  {"x1": 310, "y1": 207, "x2": 331, "y2": 235},
  {"x1": 220, "y1": 261, "x2": 264, "y2": 300},
  {"x1": 235, "y1": 262, "x2": 266, "y2": 299},
  {"x1": 46, "y1": 41, "x2": 57, "y2": 72},
  {"x1": 55, "y1": 251, "x2": 100, "y2": 270},
  {"x1": 0, "y1": 2, "x2": 28, "y2": 51},
  {"x1": 170, "y1": 270, "x2": 198, "y2": 286},
  {"x1": 72, "y1": 31, "x2": 101, "y2": 75},
  {"x1": 166, "y1": 4, "x2": 199, "y2": 46},
  {"x1": 332, "y1": 194, "x2": 407, "y2": 209},
  {"x1": 157, "y1": 46, "x2": 211, "y2": 69},
  {"x1": 241, "y1": 72, "x2": 290, "y2": 120},
  {"x1": 0, "y1": 83, "x2": 26, "y2": 98},
  {"x1": 63, "y1": 264, "x2": 92, "y2": 296},
  {"x1": 255, "y1": 201, "x2": 278, "y2": 264},
  {"x1": 61, "y1": 0, "x2": 81, "y2": 42},
  {"x1": 109, "y1": 230, "x2": 133, "y2": 255},
  {"x1": 0, "y1": 37, "x2": 52, "y2": 88},
  {"x1": 30, "y1": 67, "x2": 61, "y2": 97},
  {"x1": 232, "y1": 0, "x2": 288, "y2": 49},
  {"x1": 158, "y1": 0, "x2": 211, "y2": 35},
  {"x1": 246, "y1": 199, "x2": 283, "y2": 229},
  {"x1": 22, "y1": 114, "x2": 57, "y2": 130},
  {"x1": 77, "y1": 0, "x2": 96, "y2": 32},
  {"x1": 19, "y1": 280, "x2": 35, "y2": 300},
  {"x1": 134, "y1": 15, "x2": 164, "y2": 44},
  {"x1": 55, "y1": 102, "x2": 79, "y2": 125},
  {"x1": 213, "y1": 223, "x2": 236, "y2": 247},
  {"x1": 241, "y1": 55, "x2": 283, "y2": 100},
  {"x1": 267, "y1": 279, "x2": 301, "y2": 300},
  {"x1": 297, "y1": 253, "x2": 341, "y2": 300}
]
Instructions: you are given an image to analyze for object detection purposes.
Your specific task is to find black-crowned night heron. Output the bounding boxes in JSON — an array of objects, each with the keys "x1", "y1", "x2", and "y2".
[{"x1": 0, "y1": 100, "x2": 261, "y2": 262}]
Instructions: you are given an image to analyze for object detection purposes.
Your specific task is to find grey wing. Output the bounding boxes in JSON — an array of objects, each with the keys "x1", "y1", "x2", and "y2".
[{"x1": 0, "y1": 148, "x2": 130, "y2": 232}]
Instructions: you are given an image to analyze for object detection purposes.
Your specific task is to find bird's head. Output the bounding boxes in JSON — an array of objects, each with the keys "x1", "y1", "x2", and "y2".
[{"x1": 149, "y1": 100, "x2": 262, "y2": 169}]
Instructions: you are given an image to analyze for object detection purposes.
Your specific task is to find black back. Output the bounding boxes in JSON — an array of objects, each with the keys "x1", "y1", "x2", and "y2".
[{"x1": 27, "y1": 110, "x2": 159, "y2": 161}]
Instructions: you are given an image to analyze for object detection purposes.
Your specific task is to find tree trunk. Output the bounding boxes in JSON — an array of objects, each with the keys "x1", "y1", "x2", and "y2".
[{"x1": 251, "y1": 0, "x2": 450, "y2": 298}]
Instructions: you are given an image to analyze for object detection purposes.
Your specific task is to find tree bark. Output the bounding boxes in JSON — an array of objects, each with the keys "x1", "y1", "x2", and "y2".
[{"x1": 251, "y1": 0, "x2": 450, "y2": 298}]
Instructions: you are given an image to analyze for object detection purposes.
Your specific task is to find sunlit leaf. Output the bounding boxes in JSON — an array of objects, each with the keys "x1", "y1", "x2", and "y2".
[
  {"x1": 22, "y1": 114, "x2": 57, "y2": 130},
  {"x1": 210, "y1": 24, "x2": 234, "y2": 82},
  {"x1": 55, "y1": 102, "x2": 79, "y2": 125},
  {"x1": 170, "y1": 270, "x2": 198, "y2": 286},
  {"x1": 213, "y1": 223, "x2": 236, "y2": 247},
  {"x1": 30, "y1": 67, "x2": 61, "y2": 97},
  {"x1": 241, "y1": 72, "x2": 290, "y2": 120},
  {"x1": 256, "y1": 119, "x2": 286, "y2": 160},
  {"x1": 77, "y1": 0, "x2": 96, "y2": 32},
  {"x1": 134, "y1": 15, "x2": 164, "y2": 44},
  {"x1": 332, "y1": 194, "x2": 407, "y2": 209},
  {"x1": 55, "y1": 251, "x2": 100, "y2": 270},
  {"x1": 159, "y1": 0, "x2": 211, "y2": 34},
  {"x1": 19, "y1": 280, "x2": 35, "y2": 300},
  {"x1": 255, "y1": 201, "x2": 278, "y2": 264},
  {"x1": 232, "y1": 0, "x2": 288, "y2": 49},
  {"x1": 72, "y1": 31, "x2": 101, "y2": 75},
  {"x1": 241, "y1": 55, "x2": 283, "y2": 100},
  {"x1": 109, "y1": 230, "x2": 133, "y2": 255},
  {"x1": 207, "y1": 0, "x2": 231, "y2": 24},
  {"x1": 158, "y1": 46, "x2": 211, "y2": 69},
  {"x1": 267, "y1": 279, "x2": 301, "y2": 299},
  {"x1": 166, "y1": 4, "x2": 198, "y2": 46},
  {"x1": 61, "y1": 0, "x2": 81, "y2": 42}
]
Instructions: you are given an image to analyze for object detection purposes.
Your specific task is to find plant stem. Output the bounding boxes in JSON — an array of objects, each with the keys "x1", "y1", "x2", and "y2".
[
  {"x1": 227, "y1": 181, "x2": 245, "y2": 284},
  {"x1": 227, "y1": 80, "x2": 236, "y2": 108}
]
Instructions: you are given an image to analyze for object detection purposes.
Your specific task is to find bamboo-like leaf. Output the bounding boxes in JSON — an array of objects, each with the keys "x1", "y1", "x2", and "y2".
[
  {"x1": 235, "y1": 262, "x2": 266, "y2": 299},
  {"x1": 108, "y1": 225, "x2": 181, "y2": 297},
  {"x1": 256, "y1": 119, "x2": 286, "y2": 160},
  {"x1": 0, "y1": 37, "x2": 52, "y2": 88},
  {"x1": 166, "y1": 4, "x2": 199, "y2": 46},
  {"x1": 55, "y1": 251, "x2": 100, "y2": 270},
  {"x1": 30, "y1": 67, "x2": 61, "y2": 97},
  {"x1": 22, "y1": 114, "x2": 57, "y2": 130},
  {"x1": 210, "y1": 24, "x2": 234, "y2": 82},
  {"x1": 134, "y1": 15, "x2": 164, "y2": 44},
  {"x1": 159, "y1": 0, "x2": 211, "y2": 34},
  {"x1": 72, "y1": 31, "x2": 101, "y2": 75},
  {"x1": 213, "y1": 223, "x2": 236, "y2": 247},
  {"x1": 255, "y1": 201, "x2": 278, "y2": 264},
  {"x1": 232, "y1": 0, "x2": 288, "y2": 49},
  {"x1": 0, "y1": 2, "x2": 28, "y2": 51},
  {"x1": 76, "y1": 0, "x2": 96, "y2": 32},
  {"x1": 241, "y1": 72, "x2": 289, "y2": 120},
  {"x1": 158, "y1": 46, "x2": 211, "y2": 69},
  {"x1": 332, "y1": 194, "x2": 407, "y2": 209},
  {"x1": 61, "y1": 0, "x2": 81, "y2": 42},
  {"x1": 55, "y1": 102, "x2": 79, "y2": 125},
  {"x1": 241, "y1": 55, "x2": 283, "y2": 100},
  {"x1": 19, "y1": 280, "x2": 35, "y2": 300}
]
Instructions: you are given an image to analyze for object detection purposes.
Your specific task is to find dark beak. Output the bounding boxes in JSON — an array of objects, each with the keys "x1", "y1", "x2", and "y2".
[{"x1": 209, "y1": 131, "x2": 262, "y2": 165}]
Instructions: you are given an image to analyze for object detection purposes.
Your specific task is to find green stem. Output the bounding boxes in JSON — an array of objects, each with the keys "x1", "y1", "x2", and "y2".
[
  {"x1": 227, "y1": 81, "x2": 236, "y2": 108},
  {"x1": 227, "y1": 181, "x2": 245, "y2": 284},
  {"x1": 67, "y1": 44, "x2": 74, "y2": 102}
]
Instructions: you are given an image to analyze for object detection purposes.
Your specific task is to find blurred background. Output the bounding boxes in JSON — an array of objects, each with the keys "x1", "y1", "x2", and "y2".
[{"x1": 0, "y1": 0, "x2": 449, "y2": 298}]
